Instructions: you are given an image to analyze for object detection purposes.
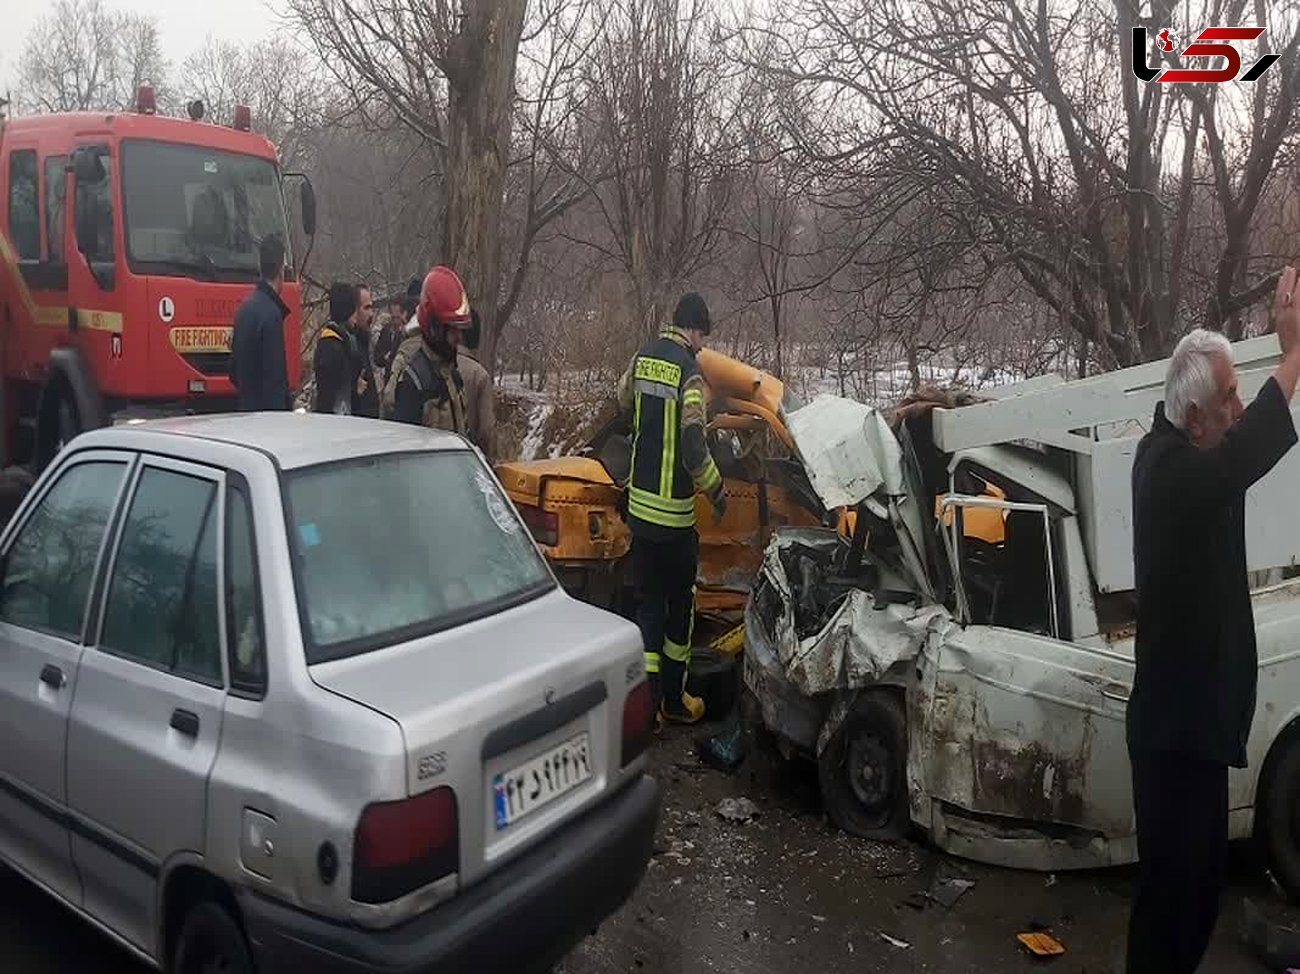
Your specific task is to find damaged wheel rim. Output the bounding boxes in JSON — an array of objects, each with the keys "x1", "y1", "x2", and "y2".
[{"x1": 848, "y1": 732, "x2": 893, "y2": 812}]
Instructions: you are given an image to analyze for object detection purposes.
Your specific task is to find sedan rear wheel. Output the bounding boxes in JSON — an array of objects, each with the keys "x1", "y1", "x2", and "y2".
[{"x1": 173, "y1": 902, "x2": 253, "y2": 974}]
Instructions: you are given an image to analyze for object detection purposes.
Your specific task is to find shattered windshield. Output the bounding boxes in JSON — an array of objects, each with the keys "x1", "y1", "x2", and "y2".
[{"x1": 121, "y1": 139, "x2": 291, "y2": 283}]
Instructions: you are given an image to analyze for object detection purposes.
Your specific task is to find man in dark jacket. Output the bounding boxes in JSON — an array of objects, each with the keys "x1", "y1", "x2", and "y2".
[
  {"x1": 313, "y1": 282, "x2": 359, "y2": 414},
  {"x1": 230, "y1": 235, "x2": 291, "y2": 411},
  {"x1": 1125, "y1": 266, "x2": 1300, "y2": 973},
  {"x1": 373, "y1": 292, "x2": 405, "y2": 392},
  {"x1": 351, "y1": 284, "x2": 378, "y2": 417}
]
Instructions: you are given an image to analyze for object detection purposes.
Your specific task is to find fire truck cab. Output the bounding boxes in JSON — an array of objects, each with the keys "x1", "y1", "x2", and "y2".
[{"x1": 0, "y1": 89, "x2": 313, "y2": 471}]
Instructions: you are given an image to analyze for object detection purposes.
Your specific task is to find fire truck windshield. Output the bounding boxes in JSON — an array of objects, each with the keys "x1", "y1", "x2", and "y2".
[{"x1": 121, "y1": 139, "x2": 292, "y2": 283}]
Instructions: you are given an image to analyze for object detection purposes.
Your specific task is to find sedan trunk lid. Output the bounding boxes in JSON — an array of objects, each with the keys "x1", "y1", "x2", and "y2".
[{"x1": 309, "y1": 589, "x2": 645, "y2": 888}]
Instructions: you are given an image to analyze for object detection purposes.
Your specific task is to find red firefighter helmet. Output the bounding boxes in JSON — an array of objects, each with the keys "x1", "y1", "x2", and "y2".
[{"x1": 417, "y1": 266, "x2": 473, "y2": 333}]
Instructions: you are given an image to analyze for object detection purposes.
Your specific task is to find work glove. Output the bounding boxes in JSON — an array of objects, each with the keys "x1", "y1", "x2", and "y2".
[{"x1": 711, "y1": 489, "x2": 727, "y2": 524}]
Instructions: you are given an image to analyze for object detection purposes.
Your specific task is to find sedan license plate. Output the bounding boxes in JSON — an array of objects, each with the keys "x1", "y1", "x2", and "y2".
[{"x1": 493, "y1": 732, "x2": 592, "y2": 830}]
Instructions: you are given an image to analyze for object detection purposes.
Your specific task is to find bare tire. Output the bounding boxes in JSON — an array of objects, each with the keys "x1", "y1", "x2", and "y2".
[
  {"x1": 173, "y1": 901, "x2": 253, "y2": 974},
  {"x1": 1260, "y1": 735, "x2": 1300, "y2": 901},
  {"x1": 818, "y1": 692, "x2": 909, "y2": 841},
  {"x1": 686, "y1": 647, "x2": 739, "y2": 718}
]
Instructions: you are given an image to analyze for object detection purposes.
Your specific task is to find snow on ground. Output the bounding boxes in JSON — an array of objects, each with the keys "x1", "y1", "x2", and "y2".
[
  {"x1": 497, "y1": 360, "x2": 1049, "y2": 461},
  {"x1": 787, "y1": 360, "x2": 1035, "y2": 407},
  {"x1": 520, "y1": 402, "x2": 557, "y2": 460}
]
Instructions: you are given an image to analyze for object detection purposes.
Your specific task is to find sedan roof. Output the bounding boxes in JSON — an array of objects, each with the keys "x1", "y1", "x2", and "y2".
[{"x1": 71, "y1": 412, "x2": 469, "y2": 470}]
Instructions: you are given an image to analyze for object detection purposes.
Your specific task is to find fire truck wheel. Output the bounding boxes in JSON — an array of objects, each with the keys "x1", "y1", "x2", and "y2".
[{"x1": 818, "y1": 691, "x2": 910, "y2": 841}]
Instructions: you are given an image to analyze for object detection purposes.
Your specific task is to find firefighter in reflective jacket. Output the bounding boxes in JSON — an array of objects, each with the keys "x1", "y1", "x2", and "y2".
[
  {"x1": 616, "y1": 292, "x2": 726, "y2": 725},
  {"x1": 390, "y1": 266, "x2": 470, "y2": 434}
]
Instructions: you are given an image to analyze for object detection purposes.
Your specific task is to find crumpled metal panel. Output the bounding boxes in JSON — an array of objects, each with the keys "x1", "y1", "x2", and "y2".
[
  {"x1": 786, "y1": 395, "x2": 906, "y2": 511},
  {"x1": 759, "y1": 530, "x2": 949, "y2": 699}
]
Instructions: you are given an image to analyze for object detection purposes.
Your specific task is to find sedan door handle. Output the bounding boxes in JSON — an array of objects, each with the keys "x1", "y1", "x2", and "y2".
[
  {"x1": 170, "y1": 709, "x2": 200, "y2": 738},
  {"x1": 39, "y1": 664, "x2": 65, "y2": 690}
]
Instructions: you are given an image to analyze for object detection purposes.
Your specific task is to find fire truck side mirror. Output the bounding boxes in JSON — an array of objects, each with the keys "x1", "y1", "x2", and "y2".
[
  {"x1": 72, "y1": 148, "x2": 108, "y2": 261},
  {"x1": 72, "y1": 148, "x2": 105, "y2": 185},
  {"x1": 300, "y1": 181, "x2": 317, "y2": 237},
  {"x1": 74, "y1": 195, "x2": 98, "y2": 259}
]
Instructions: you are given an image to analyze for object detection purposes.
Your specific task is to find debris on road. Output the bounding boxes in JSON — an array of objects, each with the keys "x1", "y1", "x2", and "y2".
[
  {"x1": 929, "y1": 877, "x2": 977, "y2": 909},
  {"x1": 698, "y1": 718, "x2": 746, "y2": 773},
  {"x1": 902, "y1": 891, "x2": 928, "y2": 911},
  {"x1": 716, "y1": 798, "x2": 759, "y2": 823},
  {"x1": 880, "y1": 932, "x2": 911, "y2": 950},
  {"x1": 1017, "y1": 931, "x2": 1066, "y2": 957}
]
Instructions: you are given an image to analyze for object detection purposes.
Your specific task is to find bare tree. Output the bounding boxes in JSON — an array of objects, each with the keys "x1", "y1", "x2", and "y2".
[
  {"x1": 742, "y1": 0, "x2": 1300, "y2": 367},
  {"x1": 497, "y1": 0, "x2": 602, "y2": 342},
  {"x1": 285, "y1": 0, "x2": 537, "y2": 374},
  {"x1": 569, "y1": 0, "x2": 740, "y2": 335},
  {"x1": 179, "y1": 37, "x2": 326, "y2": 167},
  {"x1": 17, "y1": 0, "x2": 168, "y2": 114}
]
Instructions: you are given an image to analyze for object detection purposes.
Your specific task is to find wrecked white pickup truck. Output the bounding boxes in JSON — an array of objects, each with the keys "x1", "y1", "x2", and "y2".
[{"x1": 743, "y1": 335, "x2": 1300, "y2": 895}]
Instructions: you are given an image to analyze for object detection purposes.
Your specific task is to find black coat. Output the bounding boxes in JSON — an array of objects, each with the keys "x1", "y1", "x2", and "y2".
[
  {"x1": 314, "y1": 324, "x2": 377, "y2": 417},
  {"x1": 1127, "y1": 376, "x2": 1297, "y2": 767},
  {"x1": 230, "y1": 280, "x2": 292, "y2": 411}
]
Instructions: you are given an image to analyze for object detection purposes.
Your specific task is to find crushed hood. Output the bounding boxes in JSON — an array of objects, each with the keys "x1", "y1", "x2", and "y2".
[{"x1": 757, "y1": 530, "x2": 952, "y2": 698}]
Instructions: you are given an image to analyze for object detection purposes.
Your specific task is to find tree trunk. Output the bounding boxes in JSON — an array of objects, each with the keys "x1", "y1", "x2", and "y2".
[{"x1": 442, "y1": 0, "x2": 528, "y2": 379}]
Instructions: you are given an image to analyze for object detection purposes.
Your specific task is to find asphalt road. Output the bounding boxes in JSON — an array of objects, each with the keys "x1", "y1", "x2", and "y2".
[
  {"x1": 561, "y1": 725, "x2": 1283, "y2": 974},
  {"x1": 3, "y1": 722, "x2": 1294, "y2": 974}
]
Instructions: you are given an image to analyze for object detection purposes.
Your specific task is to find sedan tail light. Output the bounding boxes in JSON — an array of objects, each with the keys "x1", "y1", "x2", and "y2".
[
  {"x1": 351, "y1": 787, "x2": 458, "y2": 903},
  {"x1": 621, "y1": 681, "x2": 654, "y2": 767},
  {"x1": 519, "y1": 504, "x2": 559, "y2": 547}
]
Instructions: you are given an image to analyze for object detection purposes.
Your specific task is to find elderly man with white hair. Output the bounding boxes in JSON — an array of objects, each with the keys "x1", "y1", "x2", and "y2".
[{"x1": 1126, "y1": 268, "x2": 1300, "y2": 973}]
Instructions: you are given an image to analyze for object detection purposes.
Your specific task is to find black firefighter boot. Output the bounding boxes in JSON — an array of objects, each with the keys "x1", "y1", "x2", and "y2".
[
  {"x1": 649, "y1": 669, "x2": 664, "y2": 734},
  {"x1": 659, "y1": 657, "x2": 705, "y2": 725}
]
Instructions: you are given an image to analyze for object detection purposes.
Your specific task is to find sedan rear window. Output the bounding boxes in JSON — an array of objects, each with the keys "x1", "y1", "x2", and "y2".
[{"x1": 285, "y1": 451, "x2": 554, "y2": 662}]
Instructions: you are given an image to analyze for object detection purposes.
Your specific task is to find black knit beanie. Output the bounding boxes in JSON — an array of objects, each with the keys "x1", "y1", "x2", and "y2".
[{"x1": 673, "y1": 292, "x2": 711, "y2": 334}]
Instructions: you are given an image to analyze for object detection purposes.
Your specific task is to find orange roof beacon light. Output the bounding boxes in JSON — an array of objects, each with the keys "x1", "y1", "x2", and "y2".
[{"x1": 136, "y1": 83, "x2": 156, "y2": 115}]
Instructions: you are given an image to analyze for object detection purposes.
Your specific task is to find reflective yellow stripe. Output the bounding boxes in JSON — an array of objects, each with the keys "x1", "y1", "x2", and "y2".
[
  {"x1": 643, "y1": 652, "x2": 660, "y2": 674},
  {"x1": 697, "y1": 459, "x2": 721, "y2": 493},
  {"x1": 628, "y1": 486, "x2": 694, "y2": 513},
  {"x1": 635, "y1": 357, "x2": 682, "y2": 387},
  {"x1": 628, "y1": 495, "x2": 695, "y2": 528},
  {"x1": 630, "y1": 388, "x2": 641, "y2": 479},
  {"x1": 660, "y1": 397, "x2": 676, "y2": 497},
  {"x1": 682, "y1": 388, "x2": 705, "y2": 407},
  {"x1": 663, "y1": 637, "x2": 690, "y2": 663}
]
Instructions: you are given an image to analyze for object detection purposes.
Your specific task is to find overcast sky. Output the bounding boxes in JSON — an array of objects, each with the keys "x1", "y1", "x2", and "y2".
[{"x1": 0, "y1": 0, "x2": 282, "y2": 94}]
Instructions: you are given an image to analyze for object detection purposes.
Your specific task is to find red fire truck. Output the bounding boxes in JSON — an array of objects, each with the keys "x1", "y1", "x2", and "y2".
[{"x1": 0, "y1": 87, "x2": 314, "y2": 471}]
